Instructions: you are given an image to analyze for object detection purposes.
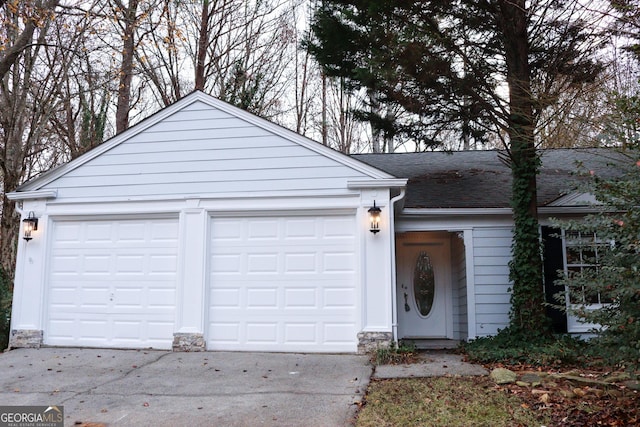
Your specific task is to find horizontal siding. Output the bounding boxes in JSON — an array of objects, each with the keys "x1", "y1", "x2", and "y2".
[
  {"x1": 475, "y1": 284, "x2": 511, "y2": 294},
  {"x1": 52, "y1": 178, "x2": 360, "y2": 200},
  {"x1": 42, "y1": 101, "x2": 368, "y2": 200},
  {"x1": 473, "y1": 226, "x2": 512, "y2": 337},
  {"x1": 475, "y1": 265, "x2": 509, "y2": 276},
  {"x1": 451, "y1": 236, "x2": 467, "y2": 340},
  {"x1": 52, "y1": 166, "x2": 361, "y2": 189},
  {"x1": 475, "y1": 276, "x2": 511, "y2": 286},
  {"x1": 126, "y1": 125, "x2": 271, "y2": 143},
  {"x1": 476, "y1": 294, "x2": 510, "y2": 304},
  {"x1": 75, "y1": 152, "x2": 338, "y2": 173}
]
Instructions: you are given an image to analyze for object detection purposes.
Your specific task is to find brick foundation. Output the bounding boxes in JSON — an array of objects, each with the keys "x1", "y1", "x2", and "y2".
[
  {"x1": 9, "y1": 329, "x2": 43, "y2": 349},
  {"x1": 172, "y1": 333, "x2": 205, "y2": 352},
  {"x1": 357, "y1": 331, "x2": 393, "y2": 354}
]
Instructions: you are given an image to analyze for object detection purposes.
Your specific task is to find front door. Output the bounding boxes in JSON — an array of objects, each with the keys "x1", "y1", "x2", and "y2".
[{"x1": 396, "y1": 233, "x2": 452, "y2": 339}]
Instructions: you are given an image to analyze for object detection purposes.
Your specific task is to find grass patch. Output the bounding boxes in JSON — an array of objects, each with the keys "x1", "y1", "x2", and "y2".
[
  {"x1": 373, "y1": 342, "x2": 417, "y2": 365},
  {"x1": 356, "y1": 377, "x2": 548, "y2": 427}
]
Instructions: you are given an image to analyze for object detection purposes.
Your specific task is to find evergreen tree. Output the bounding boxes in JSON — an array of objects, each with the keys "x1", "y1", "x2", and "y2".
[{"x1": 307, "y1": 1, "x2": 604, "y2": 336}]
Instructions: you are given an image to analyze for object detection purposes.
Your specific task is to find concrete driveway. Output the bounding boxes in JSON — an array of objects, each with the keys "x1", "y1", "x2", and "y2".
[{"x1": 0, "y1": 348, "x2": 372, "y2": 427}]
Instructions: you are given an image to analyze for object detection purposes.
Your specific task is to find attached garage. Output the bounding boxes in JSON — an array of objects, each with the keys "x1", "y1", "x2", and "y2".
[
  {"x1": 8, "y1": 91, "x2": 403, "y2": 353},
  {"x1": 45, "y1": 217, "x2": 179, "y2": 349},
  {"x1": 208, "y1": 214, "x2": 358, "y2": 352}
]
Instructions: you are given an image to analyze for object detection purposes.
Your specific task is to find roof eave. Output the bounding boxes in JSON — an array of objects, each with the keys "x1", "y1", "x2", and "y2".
[
  {"x1": 347, "y1": 179, "x2": 408, "y2": 189},
  {"x1": 7, "y1": 189, "x2": 58, "y2": 201}
]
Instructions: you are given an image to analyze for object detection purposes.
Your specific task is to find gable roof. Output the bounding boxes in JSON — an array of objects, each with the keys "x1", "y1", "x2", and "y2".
[
  {"x1": 15, "y1": 91, "x2": 396, "y2": 195},
  {"x1": 354, "y1": 148, "x2": 625, "y2": 209}
]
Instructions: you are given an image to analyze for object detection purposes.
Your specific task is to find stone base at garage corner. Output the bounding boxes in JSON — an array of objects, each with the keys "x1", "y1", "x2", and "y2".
[
  {"x1": 9, "y1": 329, "x2": 43, "y2": 349},
  {"x1": 172, "y1": 332, "x2": 206, "y2": 352},
  {"x1": 357, "y1": 331, "x2": 393, "y2": 354}
]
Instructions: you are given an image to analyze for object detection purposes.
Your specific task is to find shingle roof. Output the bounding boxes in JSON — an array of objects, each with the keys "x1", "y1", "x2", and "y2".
[{"x1": 353, "y1": 149, "x2": 625, "y2": 209}]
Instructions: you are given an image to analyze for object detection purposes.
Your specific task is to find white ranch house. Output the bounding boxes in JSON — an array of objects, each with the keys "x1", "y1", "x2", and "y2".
[{"x1": 8, "y1": 91, "x2": 615, "y2": 353}]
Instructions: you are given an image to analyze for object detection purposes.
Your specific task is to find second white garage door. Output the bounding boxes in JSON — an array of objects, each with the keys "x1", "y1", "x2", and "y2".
[{"x1": 208, "y1": 214, "x2": 358, "y2": 352}]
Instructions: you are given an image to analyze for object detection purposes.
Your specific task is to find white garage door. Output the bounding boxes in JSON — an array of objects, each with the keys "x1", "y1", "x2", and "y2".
[
  {"x1": 46, "y1": 217, "x2": 179, "y2": 349},
  {"x1": 208, "y1": 214, "x2": 358, "y2": 352}
]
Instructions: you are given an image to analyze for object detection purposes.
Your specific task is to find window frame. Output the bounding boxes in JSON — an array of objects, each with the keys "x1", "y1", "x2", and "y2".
[{"x1": 561, "y1": 229, "x2": 611, "y2": 333}]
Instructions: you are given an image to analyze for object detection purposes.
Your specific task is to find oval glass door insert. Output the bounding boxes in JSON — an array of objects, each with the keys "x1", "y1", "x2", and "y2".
[{"x1": 414, "y1": 251, "x2": 435, "y2": 316}]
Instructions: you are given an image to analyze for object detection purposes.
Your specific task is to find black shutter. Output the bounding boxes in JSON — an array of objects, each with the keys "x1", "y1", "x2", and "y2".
[{"x1": 541, "y1": 226, "x2": 567, "y2": 333}]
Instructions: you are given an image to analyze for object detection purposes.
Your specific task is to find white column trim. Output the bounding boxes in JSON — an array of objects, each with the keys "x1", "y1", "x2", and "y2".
[{"x1": 464, "y1": 229, "x2": 477, "y2": 340}]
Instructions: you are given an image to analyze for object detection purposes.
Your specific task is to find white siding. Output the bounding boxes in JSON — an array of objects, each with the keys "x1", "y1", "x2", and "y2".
[
  {"x1": 41, "y1": 101, "x2": 368, "y2": 200},
  {"x1": 451, "y1": 234, "x2": 468, "y2": 340},
  {"x1": 473, "y1": 227, "x2": 512, "y2": 336}
]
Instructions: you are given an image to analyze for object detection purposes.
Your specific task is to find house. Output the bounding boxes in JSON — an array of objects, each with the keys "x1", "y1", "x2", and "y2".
[{"x1": 7, "y1": 91, "x2": 618, "y2": 353}]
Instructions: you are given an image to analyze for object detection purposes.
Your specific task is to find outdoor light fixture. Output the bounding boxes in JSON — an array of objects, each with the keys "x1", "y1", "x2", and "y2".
[
  {"x1": 368, "y1": 201, "x2": 382, "y2": 234},
  {"x1": 22, "y1": 211, "x2": 38, "y2": 241}
]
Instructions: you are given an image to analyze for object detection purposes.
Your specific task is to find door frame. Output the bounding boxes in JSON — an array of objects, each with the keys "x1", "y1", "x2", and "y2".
[{"x1": 395, "y1": 231, "x2": 454, "y2": 340}]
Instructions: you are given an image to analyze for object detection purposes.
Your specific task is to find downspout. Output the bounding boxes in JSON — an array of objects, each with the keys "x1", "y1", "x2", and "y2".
[{"x1": 389, "y1": 188, "x2": 406, "y2": 346}]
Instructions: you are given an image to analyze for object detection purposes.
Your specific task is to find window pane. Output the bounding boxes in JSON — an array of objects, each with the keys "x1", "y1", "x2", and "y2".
[{"x1": 413, "y1": 251, "x2": 435, "y2": 317}]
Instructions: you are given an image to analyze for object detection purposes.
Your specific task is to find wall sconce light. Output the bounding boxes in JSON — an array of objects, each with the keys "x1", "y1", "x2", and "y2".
[
  {"x1": 368, "y1": 201, "x2": 382, "y2": 234},
  {"x1": 22, "y1": 211, "x2": 38, "y2": 241}
]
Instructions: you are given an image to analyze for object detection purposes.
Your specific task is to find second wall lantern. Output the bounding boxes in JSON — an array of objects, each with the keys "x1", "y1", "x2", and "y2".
[{"x1": 368, "y1": 201, "x2": 382, "y2": 234}]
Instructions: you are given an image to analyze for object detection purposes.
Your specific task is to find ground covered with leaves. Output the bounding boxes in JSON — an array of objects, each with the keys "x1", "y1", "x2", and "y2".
[
  {"x1": 358, "y1": 341, "x2": 639, "y2": 427},
  {"x1": 489, "y1": 364, "x2": 639, "y2": 426},
  {"x1": 356, "y1": 366, "x2": 639, "y2": 427},
  {"x1": 356, "y1": 376, "x2": 547, "y2": 427}
]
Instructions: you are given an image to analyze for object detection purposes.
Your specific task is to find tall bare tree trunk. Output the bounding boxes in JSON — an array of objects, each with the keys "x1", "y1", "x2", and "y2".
[
  {"x1": 194, "y1": 0, "x2": 210, "y2": 91},
  {"x1": 498, "y1": 0, "x2": 548, "y2": 335},
  {"x1": 115, "y1": 0, "x2": 139, "y2": 134},
  {"x1": 321, "y1": 73, "x2": 327, "y2": 145},
  {"x1": 0, "y1": 178, "x2": 20, "y2": 281}
]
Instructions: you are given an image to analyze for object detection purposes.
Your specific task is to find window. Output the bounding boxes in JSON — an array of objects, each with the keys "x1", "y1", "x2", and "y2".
[
  {"x1": 562, "y1": 230, "x2": 612, "y2": 332},
  {"x1": 563, "y1": 230, "x2": 612, "y2": 305}
]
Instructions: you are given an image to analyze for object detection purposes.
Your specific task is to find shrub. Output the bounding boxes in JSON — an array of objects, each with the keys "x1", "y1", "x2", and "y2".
[
  {"x1": 462, "y1": 327, "x2": 588, "y2": 367},
  {"x1": 554, "y1": 150, "x2": 640, "y2": 368}
]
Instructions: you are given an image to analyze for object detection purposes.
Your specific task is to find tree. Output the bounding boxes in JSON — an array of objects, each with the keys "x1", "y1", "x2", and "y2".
[
  {"x1": 0, "y1": 0, "x2": 64, "y2": 275},
  {"x1": 555, "y1": 2, "x2": 639, "y2": 363},
  {"x1": 0, "y1": 0, "x2": 60, "y2": 79},
  {"x1": 134, "y1": 0, "x2": 299, "y2": 119},
  {"x1": 49, "y1": 1, "x2": 113, "y2": 160},
  {"x1": 555, "y1": 149, "x2": 640, "y2": 365},
  {"x1": 307, "y1": 1, "x2": 604, "y2": 336},
  {"x1": 113, "y1": 0, "x2": 139, "y2": 133}
]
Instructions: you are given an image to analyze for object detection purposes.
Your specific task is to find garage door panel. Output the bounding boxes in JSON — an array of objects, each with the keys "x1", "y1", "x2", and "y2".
[
  {"x1": 323, "y1": 252, "x2": 356, "y2": 272},
  {"x1": 323, "y1": 217, "x2": 358, "y2": 237},
  {"x1": 246, "y1": 323, "x2": 278, "y2": 343},
  {"x1": 46, "y1": 218, "x2": 178, "y2": 349},
  {"x1": 209, "y1": 322, "x2": 241, "y2": 343},
  {"x1": 247, "y1": 253, "x2": 279, "y2": 273},
  {"x1": 247, "y1": 220, "x2": 279, "y2": 239},
  {"x1": 208, "y1": 215, "x2": 358, "y2": 352},
  {"x1": 284, "y1": 323, "x2": 317, "y2": 343},
  {"x1": 246, "y1": 288, "x2": 278, "y2": 307},
  {"x1": 285, "y1": 219, "x2": 317, "y2": 238},
  {"x1": 284, "y1": 288, "x2": 317, "y2": 307},
  {"x1": 324, "y1": 323, "x2": 357, "y2": 343}
]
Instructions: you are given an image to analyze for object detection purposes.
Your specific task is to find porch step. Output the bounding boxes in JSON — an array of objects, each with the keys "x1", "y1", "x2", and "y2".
[{"x1": 401, "y1": 339, "x2": 461, "y2": 350}]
